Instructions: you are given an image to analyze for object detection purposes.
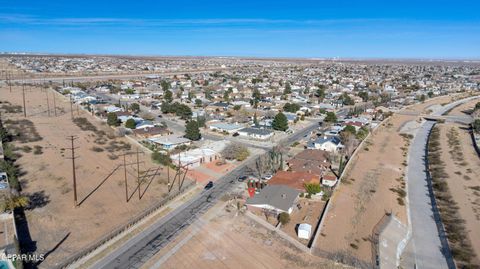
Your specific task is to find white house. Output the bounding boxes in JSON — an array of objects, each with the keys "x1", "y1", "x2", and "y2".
[
  {"x1": 237, "y1": 127, "x2": 273, "y2": 140},
  {"x1": 307, "y1": 136, "x2": 343, "y2": 152},
  {"x1": 209, "y1": 123, "x2": 244, "y2": 134},
  {"x1": 148, "y1": 135, "x2": 191, "y2": 151}
]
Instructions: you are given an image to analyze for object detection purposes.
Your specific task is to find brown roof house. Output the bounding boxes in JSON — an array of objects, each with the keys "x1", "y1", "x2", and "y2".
[
  {"x1": 287, "y1": 149, "x2": 331, "y2": 175},
  {"x1": 268, "y1": 171, "x2": 320, "y2": 193}
]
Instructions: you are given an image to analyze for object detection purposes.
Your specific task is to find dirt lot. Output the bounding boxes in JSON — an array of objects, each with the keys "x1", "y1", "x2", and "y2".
[
  {"x1": 314, "y1": 113, "x2": 415, "y2": 264},
  {"x1": 0, "y1": 85, "x2": 184, "y2": 268},
  {"x1": 144, "y1": 202, "x2": 349, "y2": 269},
  {"x1": 280, "y1": 199, "x2": 326, "y2": 246},
  {"x1": 436, "y1": 123, "x2": 480, "y2": 261}
]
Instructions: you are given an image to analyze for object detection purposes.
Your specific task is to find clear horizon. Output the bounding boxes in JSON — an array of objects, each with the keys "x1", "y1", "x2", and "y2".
[{"x1": 1, "y1": 0, "x2": 479, "y2": 59}]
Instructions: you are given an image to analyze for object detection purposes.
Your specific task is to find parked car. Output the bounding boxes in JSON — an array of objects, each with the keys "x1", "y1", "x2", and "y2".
[
  {"x1": 237, "y1": 175, "x2": 248, "y2": 182},
  {"x1": 204, "y1": 181, "x2": 214, "y2": 190},
  {"x1": 262, "y1": 174, "x2": 273, "y2": 180}
]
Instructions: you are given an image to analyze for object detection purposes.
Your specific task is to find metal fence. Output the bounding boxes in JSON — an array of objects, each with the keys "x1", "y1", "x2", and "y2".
[{"x1": 55, "y1": 181, "x2": 195, "y2": 269}]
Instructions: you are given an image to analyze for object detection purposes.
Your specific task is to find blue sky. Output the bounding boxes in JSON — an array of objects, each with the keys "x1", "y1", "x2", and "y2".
[{"x1": 0, "y1": 0, "x2": 479, "y2": 58}]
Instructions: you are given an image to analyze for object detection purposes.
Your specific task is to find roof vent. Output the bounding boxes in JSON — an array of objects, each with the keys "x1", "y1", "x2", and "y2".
[{"x1": 281, "y1": 193, "x2": 287, "y2": 199}]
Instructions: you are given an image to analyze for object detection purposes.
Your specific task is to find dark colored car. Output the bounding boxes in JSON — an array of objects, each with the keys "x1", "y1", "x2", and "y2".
[
  {"x1": 237, "y1": 175, "x2": 248, "y2": 182},
  {"x1": 204, "y1": 181, "x2": 214, "y2": 190}
]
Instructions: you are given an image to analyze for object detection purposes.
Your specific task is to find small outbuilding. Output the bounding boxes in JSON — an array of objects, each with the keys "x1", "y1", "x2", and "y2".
[{"x1": 297, "y1": 223, "x2": 312, "y2": 240}]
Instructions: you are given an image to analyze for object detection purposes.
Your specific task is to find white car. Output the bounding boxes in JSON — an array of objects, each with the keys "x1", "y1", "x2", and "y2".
[{"x1": 262, "y1": 174, "x2": 273, "y2": 180}]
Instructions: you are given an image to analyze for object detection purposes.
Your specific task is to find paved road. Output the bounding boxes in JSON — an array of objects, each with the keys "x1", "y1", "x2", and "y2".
[
  {"x1": 93, "y1": 91, "x2": 317, "y2": 151},
  {"x1": 406, "y1": 96, "x2": 479, "y2": 269},
  {"x1": 90, "y1": 121, "x2": 319, "y2": 269},
  {"x1": 6, "y1": 68, "x2": 228, "y2": 83}
]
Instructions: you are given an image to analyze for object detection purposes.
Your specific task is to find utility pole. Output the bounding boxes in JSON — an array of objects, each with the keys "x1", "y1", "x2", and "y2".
[
  {"x1": 22, "y1": 74, "x2": 26, "y2": 118},
  {"x1": 136, "y1": 148, "x2": 141, "y2": 200},
  {"x1": 123, "y1": 153, "x2": 129, "y2": 202},
  {"x1": 66, "y1": 136, "x2": 79, "y2": 207},
  {"x1": 69, "y1": 94, "x2": 74, "y2": 120},
  {"x1": 53, "y1": 90, "x2": 57, "y2": 117},
  {"x1": 7, "y1": 72, "x2": 12, "y2": 93},
  {"x1": 45, "y1": 89, "x2": 51, "y2": 117}
]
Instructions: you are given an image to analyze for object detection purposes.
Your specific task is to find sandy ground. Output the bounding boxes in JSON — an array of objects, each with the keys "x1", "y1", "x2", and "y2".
[
  {"x1": 313, "y1": 94, "x2": 479, "y2": 264},
  {"x1": 0, "y1": 85, "x2": 186, "y2": 267},
  {"x1": 145, "y1": 202, "x2": 349, "y2": 269},
  {"x1": 280, "y1": 199, "x2": 326, "y2": 246},
  {"x1": 437, "y1": 123, "x2": 480, "y2": 261},
  {"x1": 314, "y1": 113, "x2": 414, "y2": 264}
]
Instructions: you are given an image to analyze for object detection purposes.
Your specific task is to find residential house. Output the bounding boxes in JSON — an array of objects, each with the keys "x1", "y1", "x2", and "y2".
[
  {"x1": 209, "y1": 122, "x2": 243, "y2": 134},
  {"x1": 268, "y1": 171, "x2": 320, "y2": 193},
  {"x1": 132, "y1": 126, "x2": 171, "y2": 139},
  {"x1": 148, "y1": 135, "x2": 191, "y2": 151},
  {"x1": 237, "y1": 127, "x2": 273, "y2": 140},
  {"x1": 287, "y1": 149, "x2": 331, "y2": 175},
  {"x1": 307, "y1": 136, "x2": 343, "y2": 152},
  {"x1": 135, "y1": 120, "x2": 155, "y2": 130},
  {"x1": 246, "y1": 185, "x2": 300, "y2": 214}
]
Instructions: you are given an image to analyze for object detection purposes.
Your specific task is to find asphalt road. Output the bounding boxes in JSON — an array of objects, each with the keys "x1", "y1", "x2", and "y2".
[
  {"x1": 6, "y1": 68, "x2": 227, "y2": 83},
  {"x1": 406, "y1": 96, "x2": 479, "y2": 269},
  {"x1": 93, "y1": 92, "x2": 277, "y2": 150},
  {"x1": 90, "y1": 121, "x2": 319, "y2": 269}
]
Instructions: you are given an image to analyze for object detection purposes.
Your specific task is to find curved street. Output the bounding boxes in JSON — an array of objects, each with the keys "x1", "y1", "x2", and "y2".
[{"x1": 405, "y1": 96, "x2": 479, "y2": 269}]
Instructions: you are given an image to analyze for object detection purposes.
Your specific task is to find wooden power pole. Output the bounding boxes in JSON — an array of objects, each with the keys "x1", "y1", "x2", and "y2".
[
  {"x1": 21, "y1": 74, "x2": 26, "y2": 118},
  {"x1": 66, "y1": 136, "x2": 79, "y2": 207},
  {"x1": 123, "y1": 153, "x2": 129, "y2": 202}
]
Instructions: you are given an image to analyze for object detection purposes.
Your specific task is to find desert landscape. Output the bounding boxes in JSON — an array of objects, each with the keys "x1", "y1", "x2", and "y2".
[{"x1": 0, "y1": 84, "x2": 183, "y2": 267}]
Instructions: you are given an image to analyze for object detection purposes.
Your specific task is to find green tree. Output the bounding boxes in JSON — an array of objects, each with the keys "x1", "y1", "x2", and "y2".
[
  {"x1": 340, "y1": 93, "x2": 354, "y2": 105},
  {"x1": 253, "y1": 113, "x2": 259, "y2": 127},
  {"x1": 107, "y1": 112, "x2": 120, "y2": 126},
  {"x1": 324, "y1": 112, "x2": 337, "y2": 123},
  {"x1": 151, "y1": 151, "x2": 172, "y2": 166},
  {"x1": 358, "y1": 91, "x2": 368, "y2": 102},
  {"x1": 283, "y1": 102, "x2": 301, "y2": 113},
  {"x1": 125, "y1": 88, "x2": 135, "y2": 95},
  {"x1": 283, "y1": 82, "x2": 292, "y2": 95},
  {"x1": 161, "y1": 80, "x2": 170, "y2": 91},
  {"x1": 356, "y1": 126, "x2": 369, "y2": 140},
  {"x1": 125, "y1": 118, "x2": 136, "y2": 129},
  {"x1": 185, "y1": 120, "x2": 201, "y2": 141},
  {"x1": 304, "y1": 183, "x2": 322, "y2": 195},
  {"x1": 194, "y1": 99, "x2": 203, "y2": 107},
  {"x1": 272, "y1": 112, "x2": 289, "y2": 131},
  {"x1": 278, "y1": 212, "x2": 290, "y2": 225},
  {"x1": 343, "y1": 125, "x2": 357, "y2": 135},
  {"x1": 251, "y1": 89, "x2": 261, "y2": 108},
  {"x1": 233, "y1": 105, "x2": 242, "y2": 111},
  {"x1": 223, "y1": 91, "x2": 230, "y2": 102},
  {"x1": 316, "y1": 87, "x2": 326, "y2": 101},
  {"x1": 188, "y1": 91, "x2": 195, "y2": 101},
  {"x1": 427, "y1": 91, "x2": 434, "y2": 98},
  {"x1": 130, "y1": 103, "x2": 140, "y2": 113},
  {"x1": 473, "y1": 119, "x2": 480, "y2": 133},
  {"x1": 474, "y1": 102, "x2": 480, "y2": 111},
  {"x1": 164, "y1": 89, "x2": 173, "y2": 103}
]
